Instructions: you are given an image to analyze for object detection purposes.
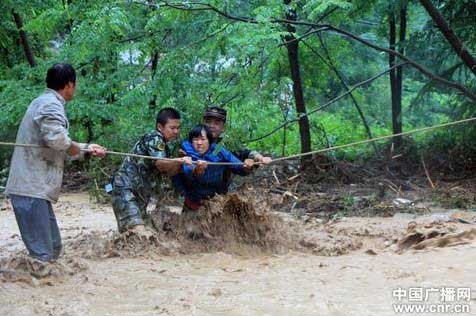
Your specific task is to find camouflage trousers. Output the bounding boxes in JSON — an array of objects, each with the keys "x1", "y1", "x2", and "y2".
[{"x1": 111, "y1": 175, "x2": 150, "y2": 233}]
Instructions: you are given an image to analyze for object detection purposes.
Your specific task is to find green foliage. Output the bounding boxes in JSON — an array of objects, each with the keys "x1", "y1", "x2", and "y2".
[
  {"x1": 303, "y1": 0, "x2": 353, "y2": 20},
  {"x1": 1, "y1": 0, "x2": 475, "y2": 178}
]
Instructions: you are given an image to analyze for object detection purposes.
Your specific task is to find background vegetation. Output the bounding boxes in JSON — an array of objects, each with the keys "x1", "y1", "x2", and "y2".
[{"x1": 1, "y1": 0, "x2": 475, "y2": 185}]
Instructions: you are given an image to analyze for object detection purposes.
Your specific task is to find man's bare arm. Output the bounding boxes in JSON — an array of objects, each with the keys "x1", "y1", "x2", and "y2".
[
  {"x1": 155, "y1": 157, "x2": 192, "y2": 176},
  {"x1": 67, "y1": 141, "x2": 81, "y2": 156}
]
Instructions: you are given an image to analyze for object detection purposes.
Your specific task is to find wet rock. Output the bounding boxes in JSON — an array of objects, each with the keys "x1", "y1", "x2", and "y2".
[
  {"x1": 365, "y1": 249, "x2": 377, "y2": 255},
  {"x1": 393, "y1": 198, "x2": 413, "y2": 206},
  {"x1": 0, "y1": 255, "x2": 88, "y2": 286},
  {"x1": 396, "y1": 223, "x2": 476, "y2": 253},
  {"x1": 451, "y1": 211, "x2": 476, "y2": 224}
]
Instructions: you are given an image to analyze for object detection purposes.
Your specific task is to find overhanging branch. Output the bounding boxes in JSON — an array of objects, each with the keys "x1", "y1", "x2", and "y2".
[
  {"x1": 246, "y1": 62, "x2": 406, "y2": 143},
  {"x1": 129, "y1": 1, "x2": 476, "y2": 101}
]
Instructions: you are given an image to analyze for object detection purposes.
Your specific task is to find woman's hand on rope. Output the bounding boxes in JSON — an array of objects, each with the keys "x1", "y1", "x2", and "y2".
[
  {"x1": 243, "y1": 159, "x2": 255, "y2": 170},
  {"x1": 177, "y1": 156, "x2": 193, "y2": 165},
  {"x1": 196, "y1": 160, "x2": 208, "y2": 170},
  {"x1": 193, "y1": 160, "x2": 208, "y2": 176}
]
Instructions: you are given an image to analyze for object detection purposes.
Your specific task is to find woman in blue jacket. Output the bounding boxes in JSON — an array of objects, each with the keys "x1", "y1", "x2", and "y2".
[{"x1": 173, "y1": 124, "x2": 254, "y2": 211}]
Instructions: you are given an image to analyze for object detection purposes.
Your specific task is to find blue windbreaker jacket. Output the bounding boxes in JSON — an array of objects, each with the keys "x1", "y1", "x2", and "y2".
[{"x1": 172, "y1": 140, "x2": 247, "y2": 202}]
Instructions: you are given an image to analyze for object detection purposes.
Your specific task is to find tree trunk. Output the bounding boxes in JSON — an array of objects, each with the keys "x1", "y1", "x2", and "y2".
[
  {"x1": 63, "y1": 0, "x2": 74, "y2": 34},
  {"x1": 149, "y1": 50, "x2": 159, "y2": 110},
  {"x1": 11, "y1": 9, "x2": 36, "y2": 68},
  {"x1": 282, "y1": 122, "x2": 287, "y2": 157},
  {"x1": 316, "y1": 35, "x2": 377, "y2": 154},
  {"x1": 388, "y1": 9, "x2": 401, "y2": 149},
  {"x1": 85, "y1": 119, "x2": 94, "y2": 143},
  {"x1": 283, "y1": 0, "x2": 311, "y2": 162},
  {"x1": 394, "y1": 2, "x2": 407, "y2": 145},
  {"x1": 419, "y1": 0, "x2": 476, "y2": 77}
]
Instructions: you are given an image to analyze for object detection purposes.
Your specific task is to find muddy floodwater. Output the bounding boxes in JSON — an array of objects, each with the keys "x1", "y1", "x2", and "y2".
[{"x1": 1, "y1": 193, "x2": 475, "y2": 316}]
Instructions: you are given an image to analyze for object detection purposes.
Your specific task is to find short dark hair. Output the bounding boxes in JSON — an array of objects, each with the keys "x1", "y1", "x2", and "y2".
[
  {"x1": 156, "y1": 107, "x2": 181, "y2": 126},
  {"x1": 188, "y1": 124, "x2": 213, "y2": 143},
  {"x1": 46, "y1": 63, "x2": 76, "y2": 90}
]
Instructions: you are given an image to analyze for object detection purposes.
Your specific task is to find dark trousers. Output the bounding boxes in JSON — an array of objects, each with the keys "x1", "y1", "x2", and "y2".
[{"x1": 9, "y1": 194, "x2": 62, "y2": 262}]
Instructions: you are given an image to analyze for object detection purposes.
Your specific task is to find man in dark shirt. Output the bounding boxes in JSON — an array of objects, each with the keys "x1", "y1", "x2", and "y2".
[
  {"x1": 202, "y1": 107, "x2": 272, "y2": 192},
  {"x1": 202, "y1": 107, "x2": 272, "y2": 164}
]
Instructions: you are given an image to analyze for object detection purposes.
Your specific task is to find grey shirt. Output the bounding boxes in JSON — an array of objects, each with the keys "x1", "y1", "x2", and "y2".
[{"x1": 5, "y1": 89, "x2": 86, "y2": 203}]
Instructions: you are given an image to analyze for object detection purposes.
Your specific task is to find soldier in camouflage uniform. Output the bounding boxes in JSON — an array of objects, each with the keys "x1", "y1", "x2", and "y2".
[
  {"x1": 202, "y1": 107, "x2": 272, "y2": 192},
  {"x1": 111, "y1": 108, "x2": 191, "y2": 233},
  {"x1": 202, "y1": 107, "x2": 272, "y2": 163}
]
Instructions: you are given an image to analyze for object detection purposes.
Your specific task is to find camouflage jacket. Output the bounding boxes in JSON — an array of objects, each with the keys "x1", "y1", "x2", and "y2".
[{"x1": 113, "y1": 130, "x2": 169, "y2": 201}]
